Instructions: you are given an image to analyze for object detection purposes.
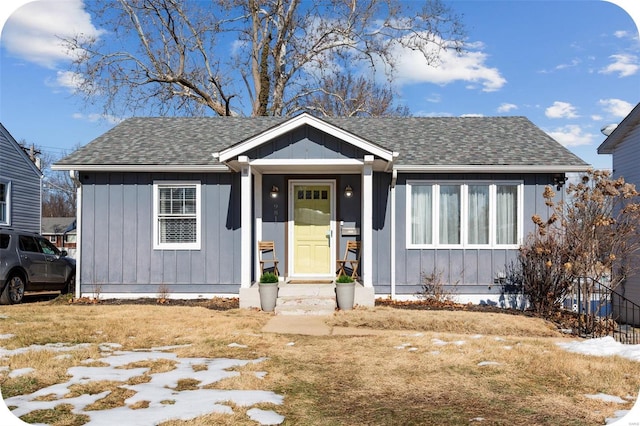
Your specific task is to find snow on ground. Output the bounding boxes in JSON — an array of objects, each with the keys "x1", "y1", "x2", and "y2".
[
  {"x1": 2, "y1": 336, "x2": 640, "y2": 425},
  {"x1": 0, "y1": 345, "x2": 284, "y2": 426}
]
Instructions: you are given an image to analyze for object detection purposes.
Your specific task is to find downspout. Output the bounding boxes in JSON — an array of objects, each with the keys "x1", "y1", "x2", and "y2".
[
  {"x1": 69, "y1": 170, "x2": 82, "y2": 299},
  {"x1": 390, "y1": 169, "x2": 397, "y2": 299}
]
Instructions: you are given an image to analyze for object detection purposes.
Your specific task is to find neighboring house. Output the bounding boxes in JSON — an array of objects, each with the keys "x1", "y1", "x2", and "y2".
[
  {"x1": 597, "y1": 102, "x2": 640, "y2": 312},
  {"x1": 41, "y1": 217, "x2": 77, "y2": 252},
  {"x1": 53, "y1": 113, "x2": 589, "y2": 306},
  {"x1": 0, "y1": 123, "x2": 42, "y2": 233}
]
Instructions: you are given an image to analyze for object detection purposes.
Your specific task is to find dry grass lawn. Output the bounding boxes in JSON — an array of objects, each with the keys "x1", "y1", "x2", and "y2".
[{"x1": 1, "y1": 300, "x2": 639, "y2": 425}]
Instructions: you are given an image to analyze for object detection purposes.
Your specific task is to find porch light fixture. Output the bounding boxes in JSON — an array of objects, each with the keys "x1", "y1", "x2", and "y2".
[
  {"x1": 344, "y1": 185, "x2": 353, "y2": 198},
  {"x1": 270, "y1": 185, "x2": 279, "y2": 198},
  {"x1": 553, "y1": 175, "x2": 566, "y2": 191}
]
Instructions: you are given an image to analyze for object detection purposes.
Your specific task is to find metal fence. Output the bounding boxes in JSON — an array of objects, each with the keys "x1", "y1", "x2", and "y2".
[{"x1": 563, "y1": 278, "x2": 640, "y2": 344}]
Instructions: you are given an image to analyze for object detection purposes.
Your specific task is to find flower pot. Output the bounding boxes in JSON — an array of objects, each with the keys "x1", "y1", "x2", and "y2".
[
  {"x1": 335, "y1": 281, "x2": 355, "y2": 310},
  {"x1": 259, "y1": 282, "x2": 278, "y2": 312}
]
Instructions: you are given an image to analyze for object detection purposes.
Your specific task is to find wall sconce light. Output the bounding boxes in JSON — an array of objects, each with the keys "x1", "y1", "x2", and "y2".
[
  {"x1": 344, "y1": 185, "x2": 353, "y2": 198},
  {"x1": 270, "y1": 185, "x2": 279, "y2": 198},
  {"x1": 553, "y1": 175, "x2": 566, "y2": 191}
]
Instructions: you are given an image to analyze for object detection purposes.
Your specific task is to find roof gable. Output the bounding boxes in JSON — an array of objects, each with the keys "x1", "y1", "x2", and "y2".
[
  {"x1": 218, "y1": 113, "x2": 394, "y2": 163},
  {"x1": 0, "y1": 122, "x2": 43, "y2": 177},
  {"x1": 598, "y1": 102, "x2": 640, "y2": 154}
]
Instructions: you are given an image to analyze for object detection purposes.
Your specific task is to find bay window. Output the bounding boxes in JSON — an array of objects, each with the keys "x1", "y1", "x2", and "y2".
[{"x1": 407, "y1": 181, "x2": 521, "y2": 248}]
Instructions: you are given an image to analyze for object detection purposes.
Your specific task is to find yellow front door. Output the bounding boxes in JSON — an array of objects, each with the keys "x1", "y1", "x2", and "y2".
[{"x1": 291, "y1": 183, "x2": 333, "y2": 276}]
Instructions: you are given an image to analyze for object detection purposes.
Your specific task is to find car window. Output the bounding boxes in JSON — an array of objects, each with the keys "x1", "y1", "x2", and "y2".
[
  {"x1": 38, "y1": 237, "x2": 60, "y2": 255},
  {"x1": 19, "y1": 235, "x2": 41, "y2": 253},
  {"x1": 0, "y1": 233, "x2": 9, "y2": 249}
]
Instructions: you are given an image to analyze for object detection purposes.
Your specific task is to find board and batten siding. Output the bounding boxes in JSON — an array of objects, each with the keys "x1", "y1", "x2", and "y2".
[
  {"x1": 390, "y1": 173, "x2": 562, "y2": 302},
  {"x1": 79, "y1": 172, "x2": 241, "y2": 295},
  {"x1": 610, "y1": 124, "x2": 640, "y2": 309},
  {"x1": 0, "y1": 126, "x2": 41, "y2": 233}
]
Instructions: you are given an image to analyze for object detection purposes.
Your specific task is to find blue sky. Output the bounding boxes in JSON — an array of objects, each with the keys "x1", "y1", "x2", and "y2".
[{"x1": 0, "y1": 0, "x2": 638, "y2": 170}]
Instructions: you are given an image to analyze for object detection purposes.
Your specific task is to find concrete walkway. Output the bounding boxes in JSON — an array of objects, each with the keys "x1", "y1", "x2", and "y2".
[{"x1": 261, "y1": 314, "x2": 390, "y2": 336}]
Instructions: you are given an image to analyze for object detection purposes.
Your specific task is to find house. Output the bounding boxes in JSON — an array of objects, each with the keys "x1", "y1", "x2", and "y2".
[
  {"x1": 597, "y1": 102, "x2": 640, "y2": 313},
  {"x1": 0, "y1": 123, "x2": 42, "y2": 233},
  {"x1": 41, "y1": 217, "x2": 77, "y2": 254},
  {"x1": 53, "y1": 113, "x2": 589, "y2": 307}
]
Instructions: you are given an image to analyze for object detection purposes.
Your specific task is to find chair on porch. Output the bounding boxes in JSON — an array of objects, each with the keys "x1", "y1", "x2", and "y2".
[
  {"x1": 336, "y1": 240, "x2": 361, "y2": 280},
  {"x1": 258, "y1": 241, "x2": 280, "y2": 276}
]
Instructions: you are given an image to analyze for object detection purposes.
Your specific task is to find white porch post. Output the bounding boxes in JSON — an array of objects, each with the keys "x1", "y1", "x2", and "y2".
[
  {"x1": 254, "y1": 172, "x2": 263, "y2": 280},
  {"x1": 362, "y1": 155, "x2": 374, "y2": 288},
  {"x1": 239, "y1": 156, "x2": 252, "y2": 288}
]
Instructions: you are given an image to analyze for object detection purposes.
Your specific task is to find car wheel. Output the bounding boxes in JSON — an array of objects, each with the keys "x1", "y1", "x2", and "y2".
[
  {"x1": 1, "y1": 274, "x2": 25, "y2": 304},
  {"x1": 62, "y1": 274, "x2": 76, "y2": 295}
]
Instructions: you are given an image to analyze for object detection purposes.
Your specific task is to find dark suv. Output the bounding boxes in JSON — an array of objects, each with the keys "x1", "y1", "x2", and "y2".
[{"x1": 0, "y1": 227, "x2": 76, "y2": 304}]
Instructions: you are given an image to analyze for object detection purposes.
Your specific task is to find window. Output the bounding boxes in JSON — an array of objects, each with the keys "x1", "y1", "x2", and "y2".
[
  {"x1": 407, "y1": 181, "x2": 522, "y2": 248},
  {"x1": 0, "y1": 181, "x2": 9, "y2": 225},
  {"x1": 64, "y1": 234, "x2": 77, "y2": 244},
  {"x1": 153, "y1": 182, "x2": 201, "y2": 250}
]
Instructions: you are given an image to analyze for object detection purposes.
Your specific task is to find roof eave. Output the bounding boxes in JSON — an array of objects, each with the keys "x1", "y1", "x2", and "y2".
[
  {"x1": 597, "y1": 103, "x2": 640, "y2": 154},
  {"x1": 51, "y1": 164, "x2": 231, "y2": 172},
  {"x1": 394, "y1": 164, "x2": 592, "y2": 173}
]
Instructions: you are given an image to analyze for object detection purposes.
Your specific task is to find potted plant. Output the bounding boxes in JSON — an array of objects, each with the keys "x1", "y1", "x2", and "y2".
[
  {"x1": 258, "y1": 272, "x2": 279, "y2": 312},
  {"x1": 335, "y1": 274, "x2": 355, "y2": 310}
]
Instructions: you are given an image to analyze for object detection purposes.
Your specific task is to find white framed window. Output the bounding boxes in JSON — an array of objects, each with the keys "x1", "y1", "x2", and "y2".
[
  {"x1": 0, "y1": 180, "x2": 10, "y2": 226},
  {"x1": 407, "y1": 181, "x2": 522, "y2": 249},
  {"x1": 153, "y1": 181, "x2": 201, "y2": 250}
]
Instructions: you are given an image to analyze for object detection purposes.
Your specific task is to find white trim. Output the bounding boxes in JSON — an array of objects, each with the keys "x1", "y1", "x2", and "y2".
[
  {"x1": 52, "y1": 164, "x2": 230, "y2": 172},
  {"x1": 394, "y1": 165, "x2": 590, "y2": 173},
  {"x1": 254, "y1": 172, "x2": 263, "y2": 279},
  {"x1": 406, "y1": 180, "x2": 523, "y2": 249},
  {"x1": 390, "y1": 170, "x2": 397, "y2": 298},
  {"x1": 0, "y1": 179, "x2": 10, "y2": 226},
  {"x1": 287, "y1": 179, "x2": 336, "y2": 279},
  {"x1": 362, "y1": 157, "x2": 373, "y2": 288},
  {"x1": 152, "y1": 181, "x2": 202, "y2": 250},
  {"x1": 240, "y1": 160, "x2": 252, "y2": 288},
  {"x1": 86, "y1": 293, "x2": 240, "y2": 300},
  {"x1": 218, "y1": 113, "x2": 394, "y2": 163}
]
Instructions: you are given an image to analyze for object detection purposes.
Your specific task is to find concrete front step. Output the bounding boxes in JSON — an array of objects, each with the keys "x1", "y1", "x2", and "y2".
[{"x1": 275, "y1": 293, "x2": 336, "y2": 316}]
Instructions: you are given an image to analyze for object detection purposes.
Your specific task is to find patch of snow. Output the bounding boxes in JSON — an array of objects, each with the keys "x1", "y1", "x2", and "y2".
[
  {"x1": 557, "y1": 337, "x2": 640, "y2": 362},
  {"x1": 0, "y1": 343, "x2": 91, "y2": 358},
  {"x1": 228, "y1": 343, "x2": 248, "y2": 348},
  {"x1": 477, "y1": 361, "x2": 501, "y2": 367},
  {"x1": 8, "y1": 368, "x2": 34, "y2": 378},
  {"x1": 247, "y1": 407, "x2": 285, "y2": 425},
  {"x1": 286, "y1": 342, "x2": 295, "y2": 346},
  {"x1": 255, "y1": 372, "x2": 267, "y2": 379},
  {"x1": 2, "y1": 347, "x2": 283, "y2": 425},
  {"x1": 470, "y1": 417, "x2": 485, "y2": 422},
  {"x1": 0, "y1": 334, "x2": 14, "y2": 340},
  {"x1": 585, "y1": 393, "x2": 627, "y2": 404}
]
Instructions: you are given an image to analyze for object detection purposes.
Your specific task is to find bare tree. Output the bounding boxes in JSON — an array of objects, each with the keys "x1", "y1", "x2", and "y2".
[
  {"x1": 39, "y1": 149, "x2": 77, "y2": 217},
  {"x1": 304, "y1": 71, "x2": 409, "y2": 117},
  {"x1": 64, "y1": 0, "x2": 464, "y2": 117}
]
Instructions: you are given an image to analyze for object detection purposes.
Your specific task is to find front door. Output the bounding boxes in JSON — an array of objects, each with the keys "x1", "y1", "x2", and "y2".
[{"x1": 289, "y1": 180, "x2": 335, "y2": 277}]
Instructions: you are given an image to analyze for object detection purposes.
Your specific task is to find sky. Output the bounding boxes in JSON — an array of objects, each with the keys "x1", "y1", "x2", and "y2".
[
  {"x1": 1, "y1": 335, "x2": 640, "y2": 425},
  {"x1": 0, "y1": 0, "x2": 639, "y2": 171}
]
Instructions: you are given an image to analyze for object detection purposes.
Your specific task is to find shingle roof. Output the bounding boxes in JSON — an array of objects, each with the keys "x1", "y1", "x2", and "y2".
[
  {"x1": 55, "y1": 115, "x2": 588, "y2": 168},
  {"x1": 41, "y1": 217, "x2": 76, "y2": 234}
]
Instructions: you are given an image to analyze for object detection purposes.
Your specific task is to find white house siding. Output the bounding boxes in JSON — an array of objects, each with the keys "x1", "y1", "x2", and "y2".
[
  {"x1": 78, "y1": 172, "x2": 241, "y2": 296},
  {"x1": 0, "y1": 125, "x2": 41, "y2": 233}
]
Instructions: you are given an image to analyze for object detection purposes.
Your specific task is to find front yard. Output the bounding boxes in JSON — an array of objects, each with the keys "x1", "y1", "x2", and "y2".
[{"x1": 0, "y1": 299, "x2": 639, "y2": 425}]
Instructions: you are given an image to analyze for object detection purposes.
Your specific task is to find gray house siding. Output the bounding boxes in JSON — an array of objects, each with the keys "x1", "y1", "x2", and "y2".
[
  {"x1": 79, "y1": 171, "x2": 241, "y2": 294},
  {"x1": 0, "y1": 124, "x2": 42, "y2": 233},
  {"x1": 609, "y1": 124, "x2": 640, "y2": 311},
  {"x1": 391, "y1": 173, "x2": 562, "y2": 299}
]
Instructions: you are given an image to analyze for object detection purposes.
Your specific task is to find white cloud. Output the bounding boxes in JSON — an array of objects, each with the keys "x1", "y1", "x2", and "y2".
[
  {"x1": 545, "y1": 101, "x2": 579, "y2": 119},
  {"x1": 546, "y1": 125, "x2": 596, "y2": 147},
  {"x1": 497, "y1": 103, "x2": 518, "y2": 113},
  {"x1": 599, "y1": 54, "x2": 639, "y2": 77},
  {"x1": 1, "y1": 0, "x2": 103, "y2": 68},
  {"x1": 460, "y1": 113, "x2": 484, "y2": 117},
  {"x1": 72, "y1": 112, "x2": 123, "y2": 125},
  {"x1": 391, "y1": 37, "x2": 506, "y2": 92},
  {"x1": 591, "y1": 114, "x2": 603, "y2": 121},
  {"x1": 598, "y1": 98, "x2": 634, "y2": 118}
]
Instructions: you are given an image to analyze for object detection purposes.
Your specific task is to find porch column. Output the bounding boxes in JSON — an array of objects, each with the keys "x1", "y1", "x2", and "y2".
[
  {"x1": 239, "y1": 156, "x2": 252, "y2": 288},
  {"x1": 362, "y1": 155, "x2": 374, "y2": 288},
  {"x1": 254, "y1": 172, "x2": 263, "y2": 280}
]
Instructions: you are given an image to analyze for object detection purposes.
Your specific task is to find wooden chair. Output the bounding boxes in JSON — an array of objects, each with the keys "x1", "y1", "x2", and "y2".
[
  {"x1": 258, "y1": 241, "x2": 279, "y2": 276},
  {"x1": 336, "y1": 241, "x2": 361, "y2": 279}
]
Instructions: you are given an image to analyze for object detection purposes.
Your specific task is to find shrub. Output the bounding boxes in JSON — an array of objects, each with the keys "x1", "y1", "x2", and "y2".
[
  {"x1": 417, "y1": 268, "x2": 458, "y2": 303},
  {"x1": 336, "y1": 274, "x2": 354, "y2": 283},
  {"x1": 259, "y1": 272, "x2": 279, "y2": 283}
]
